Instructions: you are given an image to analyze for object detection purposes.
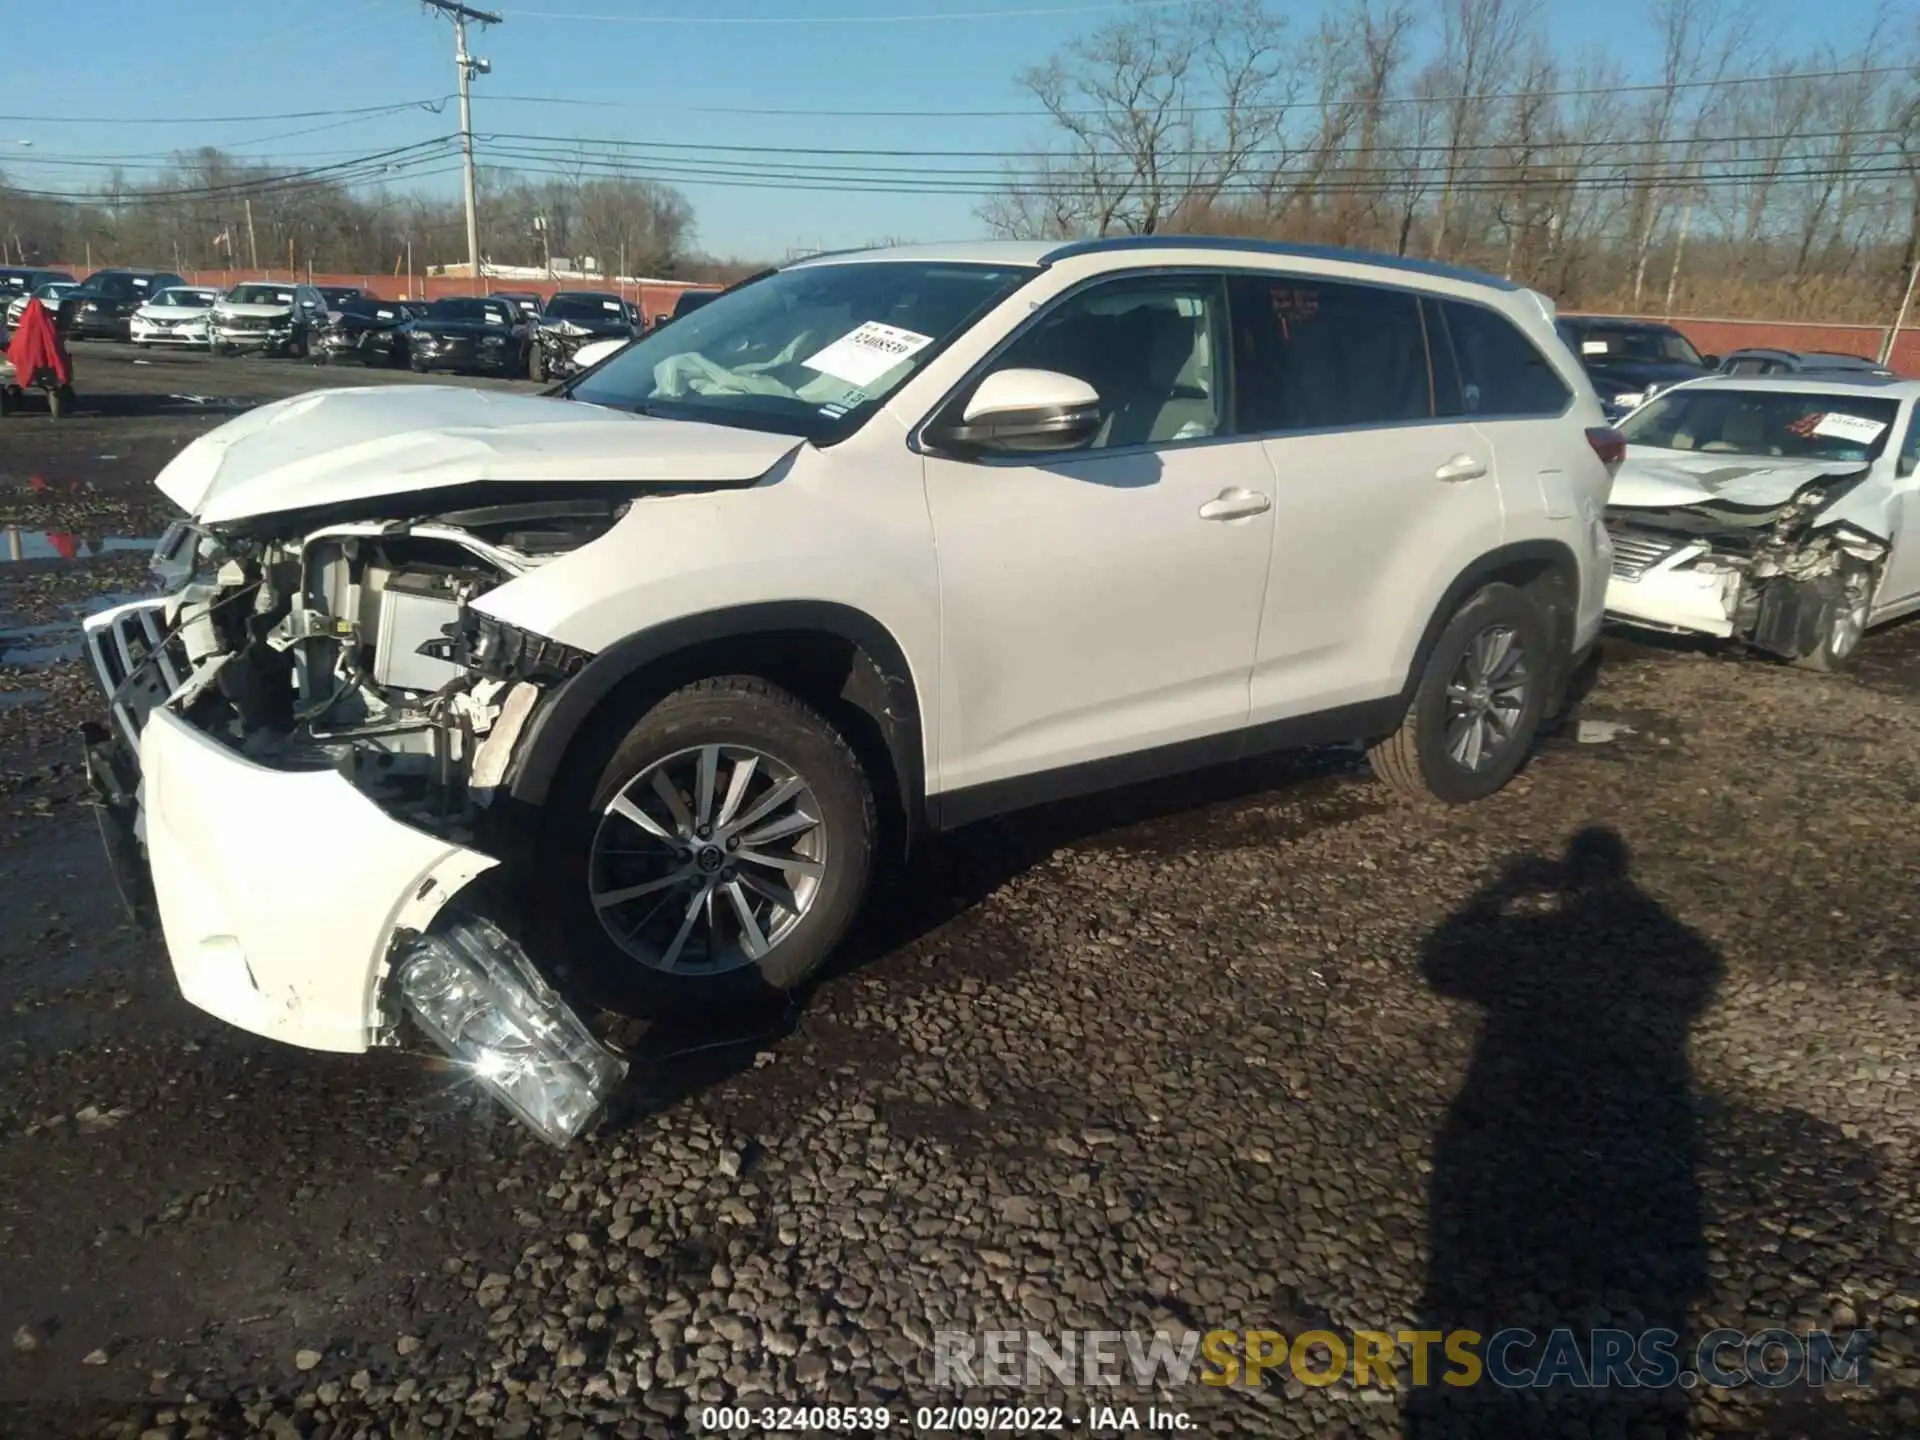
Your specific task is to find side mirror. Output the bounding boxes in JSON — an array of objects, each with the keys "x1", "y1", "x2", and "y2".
[
  {"x1": 941, "y1": 368, "x2": 1101, "y2": 453},
  {"x1": 1702, "y1": 354, "x2": 1721, "y2": 368}
]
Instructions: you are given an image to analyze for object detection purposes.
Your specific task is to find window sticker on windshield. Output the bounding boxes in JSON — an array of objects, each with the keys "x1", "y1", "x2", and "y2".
[
  {"x1": 602, "y1": 300, "x2": 621, "y2": 312},
  {"x1": 1809, "y1": 412, "x2": 1887, "y2": 444},
  {"x1": 1581, "y1": 340, "x2": 1608, "y2": 355},
  {"x1": 803, "y1": 321, "x2": 935, "y2": 388}
]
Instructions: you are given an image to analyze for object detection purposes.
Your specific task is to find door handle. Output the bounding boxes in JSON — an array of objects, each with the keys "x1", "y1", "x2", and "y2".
[
  {"x1": 1198, "y1": 488, "x2": 1272, "y2": 521},
  {"x1": 1435, "y1": 454, "x2": 1488, "y2": 483}
]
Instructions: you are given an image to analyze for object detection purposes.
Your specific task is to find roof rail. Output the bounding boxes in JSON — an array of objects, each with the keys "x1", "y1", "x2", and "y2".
[{"x1": 1038, "y1": 234, "x2": 1520, "y2": 291}]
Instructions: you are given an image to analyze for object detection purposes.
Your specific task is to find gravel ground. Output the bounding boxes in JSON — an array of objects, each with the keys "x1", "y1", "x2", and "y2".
[{"x1": 3, "y1": 348, "x2": 1920, "y2": 1439}]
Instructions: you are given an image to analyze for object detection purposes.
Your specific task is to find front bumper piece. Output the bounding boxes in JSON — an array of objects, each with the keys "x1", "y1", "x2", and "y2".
[
  {"x1": 80, "y1": 602, "x2": 625, "y2": 1144},
  {"x1": 1602, "y1": 529, "x2": 1740, "y2": 638}
]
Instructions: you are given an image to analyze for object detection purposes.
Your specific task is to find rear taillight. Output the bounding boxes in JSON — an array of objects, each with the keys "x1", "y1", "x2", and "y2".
[{"x1": 1586, "y1": 426, "x2": 1626, "y2": 473}]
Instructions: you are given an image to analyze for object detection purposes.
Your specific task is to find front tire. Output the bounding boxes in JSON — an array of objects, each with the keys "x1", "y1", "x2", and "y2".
[
  {"x1": 548, "y1": 676, "x2": 877, "y2": 1018},
  {"x1": 1789, "y1": 566, "x2": 1873, "y2": 673},
  {"x1": 1369, "y1": 582, "x2": 1553, "y2": 804},
  {"x1": 528, "y1": 344, "x2": 546, "y2": 383}
]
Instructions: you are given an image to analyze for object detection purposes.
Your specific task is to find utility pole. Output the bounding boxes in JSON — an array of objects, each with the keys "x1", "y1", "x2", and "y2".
[
  {"x1": 421, "y1": 1, "x2": 501, "y2": 294},
  {"x1": 245, "y1": 198, "x2": 259, "y2": 271},
  {"x1": 1883, "y1": 252, "x2": 1919, "y2": 368}
]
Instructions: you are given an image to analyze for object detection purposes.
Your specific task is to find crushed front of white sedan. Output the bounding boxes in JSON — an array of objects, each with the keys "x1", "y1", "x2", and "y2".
[
  {"x1": 1603, "y1": 454, "x2": 1888, "y2": 660},
  {"x1": 78, "y1": 385, "x2": 804, "y2": 1144}
]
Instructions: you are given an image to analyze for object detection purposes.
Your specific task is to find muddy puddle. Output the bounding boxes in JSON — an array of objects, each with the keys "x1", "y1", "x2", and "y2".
[
  {"x1": 0, "y1": 591, "x2": 148, "y2": 670},
  {"x1": 1, "y1": 528, "x2": 158, "y2": 563}
]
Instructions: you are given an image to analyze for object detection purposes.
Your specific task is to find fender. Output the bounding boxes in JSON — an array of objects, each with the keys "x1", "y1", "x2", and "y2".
[
  {"x1": 504, "y1": 600, "x2": 926, "y2": 824},
  {"x1": 1398, "y1": 539, "x2": 1583, "y2": 708}
]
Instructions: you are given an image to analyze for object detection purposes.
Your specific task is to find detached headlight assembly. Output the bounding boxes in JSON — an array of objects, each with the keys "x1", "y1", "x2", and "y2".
[{"x1": 395, "y1": 913, "x2": 627, "y2": 1146}]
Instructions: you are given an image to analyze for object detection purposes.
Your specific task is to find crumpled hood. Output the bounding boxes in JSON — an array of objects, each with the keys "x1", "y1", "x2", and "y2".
[
  {"x1": 157, "y1": 385, "x2": 806, "y2": 525},
  {"x1": 1609, "y1": 449, "x2": 1869, "y2": 511}
]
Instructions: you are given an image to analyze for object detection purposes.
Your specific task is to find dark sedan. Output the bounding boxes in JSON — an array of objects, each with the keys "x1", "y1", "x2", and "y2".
[
  {"x1": 1717, "y1": 347, "x2": 1895, "y2": 379},
  {"x1": 59, "y1": 268, "x2": 187, "y2": 340},
  {"x1": 529, "y1": 290, "x2": 640, "y2": 381},
  {"x1": 0, "y1": 267, "x2": 75, "y2": 316},
  {"x1": 315, "y1": 296, "x2": 423, "y2": 367},
  {"x1": 1555, "y1": 316, "x2": 1716, "y2": 420},
  {"x1": 405, "y1": 296, "x2": 527, "y2": 376}
]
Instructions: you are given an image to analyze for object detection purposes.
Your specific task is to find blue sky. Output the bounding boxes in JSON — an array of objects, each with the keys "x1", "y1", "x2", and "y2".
[{"x1": 0, "y1": 0, "x2": 1885, "y2": 260}]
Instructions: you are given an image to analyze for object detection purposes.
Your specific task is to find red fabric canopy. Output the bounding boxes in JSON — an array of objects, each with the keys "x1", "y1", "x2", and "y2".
[{"x1": 6, "y1": 299, "x2": 71, "y2": 387}]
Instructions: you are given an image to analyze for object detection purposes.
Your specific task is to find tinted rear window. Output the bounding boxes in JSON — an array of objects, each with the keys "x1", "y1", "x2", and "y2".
[
  {"x1": 545, "y1": 294, "x2": 625, "y2": 321},
  {"x1": 1228, "y1": 275, "x2": 1435, "y2": 431},
  {"x1": 426, "y1": 298, "x2": 511, "y2": 324},
  {"x1": 1433, "y1": 301, "x2": 1572, "y2": 417}
]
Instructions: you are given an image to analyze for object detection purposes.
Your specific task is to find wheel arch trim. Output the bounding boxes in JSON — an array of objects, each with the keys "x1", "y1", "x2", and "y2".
[
  {"x1": 504, "y1": 600, "x2": 928, "y2": 825},
  {"x1": 1399, "y1": 539, "x2": 1582, "y2": 706}
]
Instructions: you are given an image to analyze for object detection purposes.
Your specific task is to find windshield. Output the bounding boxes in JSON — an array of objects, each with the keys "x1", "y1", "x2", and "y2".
[
  {"x1": 153, "y1": 289, "x2": 213, "y2": 308},
  {"x1": 1573, "y1": 325, "x2": 1704, "y2": 367},
  {"x1": 425, "y1": 298, "x2": 511, "y2": 324},
  {"x1": 545, "y1": 294, "x2": 625, "y2": 322},
  {"x1": 319, "y1": 288, "x2": 361, "y2": 303},
  {"x1": 81, "y1": 273, "x2": 156, "y2": 299},
  {"x1": 0, "y1": 273, "x2": 30, "y2": 293},
  {"x1": 338, "y1": 296, "x2": 406, "y2": 320},
  {"x1": 571, "y1": 261, "x2": 1037, "y2": 442},
  {"x1": 1620, "y1": 388, "x2": 1900, "y2": 463},
  {"x1": 227, "y1": 284, "x2": 295, "y2": 305}
]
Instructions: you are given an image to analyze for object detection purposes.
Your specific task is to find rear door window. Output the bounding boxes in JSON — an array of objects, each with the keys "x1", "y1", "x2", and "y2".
[
  {"x1": 1432, "y1": 301, "x2": 1573, "y2": 417},
  {"x1": 1227, "y1": 275, "x2": 1435, "y2": 433}
]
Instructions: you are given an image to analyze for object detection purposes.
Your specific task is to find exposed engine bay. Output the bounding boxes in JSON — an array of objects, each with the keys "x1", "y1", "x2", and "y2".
[
  {"x1": 98, "y1": 497, "x2": 624, "y2": 839},
  {"x1": 1604, "y1": 468, "x2": 1887, "y2": 657}
]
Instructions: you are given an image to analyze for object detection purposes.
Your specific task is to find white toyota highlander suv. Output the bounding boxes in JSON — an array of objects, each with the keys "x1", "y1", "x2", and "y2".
[{"x1": 82, "y1": 237, "x2": 1617, "y2": 1142}]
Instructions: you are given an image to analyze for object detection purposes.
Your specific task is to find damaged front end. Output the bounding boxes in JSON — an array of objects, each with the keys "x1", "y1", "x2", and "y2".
[
  {"x1": 81, "y1": 499, "x2": 630, "y2": 1144},
  {"x1": 1604, "y1": 470, "x2": 1886, "y2": 659}
]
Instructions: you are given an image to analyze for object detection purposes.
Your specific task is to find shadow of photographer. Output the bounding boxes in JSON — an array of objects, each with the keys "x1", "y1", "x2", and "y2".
[{"x1": 1407, "y1": 827, "x2": 1721, "y2": 1438}]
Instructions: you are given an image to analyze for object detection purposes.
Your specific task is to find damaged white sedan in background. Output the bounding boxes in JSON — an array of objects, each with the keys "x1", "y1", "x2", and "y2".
[{"x1": 1604, "y1": 376, "x2": 1920, "y2": 671}]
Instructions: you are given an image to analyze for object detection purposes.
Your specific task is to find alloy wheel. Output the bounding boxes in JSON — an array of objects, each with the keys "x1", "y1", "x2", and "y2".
[
  {"x1": 1830, "y1": 572, "x2": 1871, "y2": 661},
  {"x1": 1443, "y1": 625, "x2": 1529, "y2": 772},
  {"x1": 588, "y1": 744, "x2": 826, "y2": 976}
]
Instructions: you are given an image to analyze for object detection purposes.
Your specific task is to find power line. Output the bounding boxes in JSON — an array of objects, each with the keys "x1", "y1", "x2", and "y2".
[
  {"x1": 3, "y1": 140, "x2": 459, "y2": 205},
  {"x1": 493, "y1": 63, "x2": 1902, "y2": 118},
  {"x1": 483, "y1": 140, "x2": 1905, "y2": 183},
  {"x1": 0, "y1": 98, "x2": 448, "y2": 126},
  {"x1": 504, "y1": 0, "x2": 1194, "y2": 23},
  {"x1": 482, "y1": 150, "x2": 1910, "y2": 198},
  {"x1": 481, "y1": 125, "x2": 1913, "y2": 163}
]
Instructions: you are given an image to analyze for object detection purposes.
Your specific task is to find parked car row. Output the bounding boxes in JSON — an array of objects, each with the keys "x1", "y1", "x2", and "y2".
[{"x1": 1556, "y1": 313, "x2": 1898, "y2": 421}]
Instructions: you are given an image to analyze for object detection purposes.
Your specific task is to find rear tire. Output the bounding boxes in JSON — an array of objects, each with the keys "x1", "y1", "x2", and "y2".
[
  {"x1": 547, "y1": 676, "x2": 877, "y2": 1019},
  {"x1": 1369, "y1": 582, "x2": 1553, "y2": 804}
]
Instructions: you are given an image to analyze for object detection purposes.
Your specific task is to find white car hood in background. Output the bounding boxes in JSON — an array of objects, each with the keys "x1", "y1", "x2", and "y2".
[
  {"x1": 138, "y1": 305, "x2": 211, "y2": 322},
  {"x1": 1609, "y1": 449, "x2": 1869, "y2": 510},
  {"x1": 157, "y1": 385, "x2": 805, "y2": 524},
  {"x1": 213, "y1": 301, "x2": 295, "y2": 320}
]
